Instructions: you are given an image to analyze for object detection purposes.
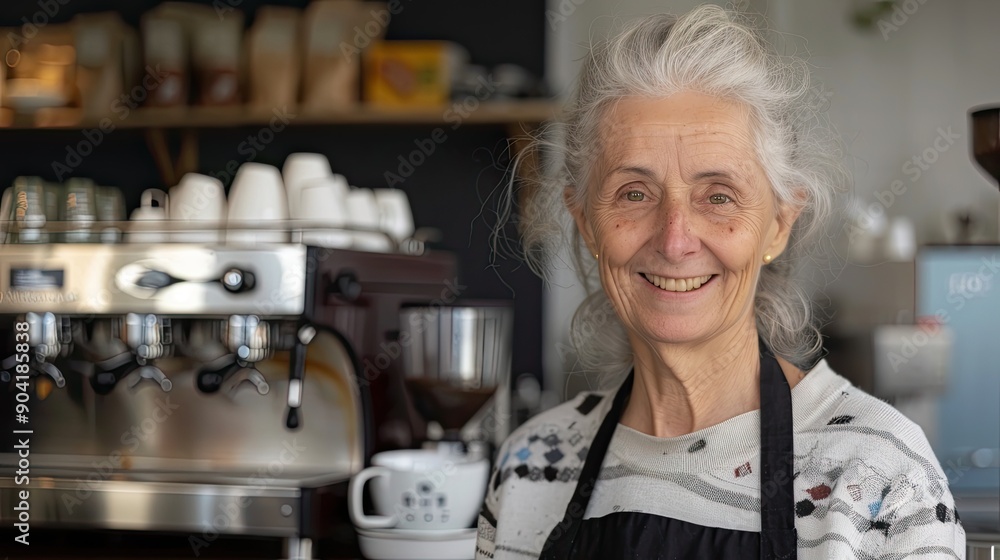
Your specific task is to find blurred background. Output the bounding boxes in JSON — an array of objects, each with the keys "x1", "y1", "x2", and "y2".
[{"x1": 0, "y1": 0, "x2": 995, "y2": 558}]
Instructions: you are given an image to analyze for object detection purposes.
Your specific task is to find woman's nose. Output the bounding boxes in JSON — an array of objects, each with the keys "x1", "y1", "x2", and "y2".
[{"x1": 656, "y1": 201, "x2": 701, "y2": 262}]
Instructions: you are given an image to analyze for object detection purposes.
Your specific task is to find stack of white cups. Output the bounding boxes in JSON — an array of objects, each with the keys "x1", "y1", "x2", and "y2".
[
  {"x1": 127, "y1": 173, "x2": 228, "y2": 244},
  {"x1": 126, "y1": 188, "x2": 170, "y2": 243},
  {"x1": 121, "y1": 154, "x2": 414, "y2": 249},
  {"x1": 227, "y1": 163, "x2": 290, "y2": 244},
  {"x1": 169, "y1": 173, "x2": 227, "y2": 243},
  {"x1": 282, "y1": 153, "x2": 351, "y2": 248},
  {"x1": 282, "y1": 153, "x2": 414, "y2": 252}
]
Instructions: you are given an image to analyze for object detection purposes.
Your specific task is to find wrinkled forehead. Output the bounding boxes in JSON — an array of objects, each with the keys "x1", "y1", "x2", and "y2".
[{"x1": 594, "y1": 94, "x2": 760, "y2": 170}]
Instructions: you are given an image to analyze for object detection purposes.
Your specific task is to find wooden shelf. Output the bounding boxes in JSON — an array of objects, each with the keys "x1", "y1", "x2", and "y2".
[{"x1": 0, "y1": 100, "x2": 560, "y2": 130}]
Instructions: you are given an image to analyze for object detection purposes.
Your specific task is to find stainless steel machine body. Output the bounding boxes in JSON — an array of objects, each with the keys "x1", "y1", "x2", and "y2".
[{"x1": 0, "y1": 243, "x2": 458, "y2": 558}]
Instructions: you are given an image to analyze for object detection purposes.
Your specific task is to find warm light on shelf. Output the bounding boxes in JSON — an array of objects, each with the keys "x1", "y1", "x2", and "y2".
[{"x1": 0, "y1": 100, "x2": 561, "y2": 130}]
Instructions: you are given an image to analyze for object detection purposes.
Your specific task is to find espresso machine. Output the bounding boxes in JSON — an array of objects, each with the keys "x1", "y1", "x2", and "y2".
[{"x1": 0, "y1": 242, "x2": 457, "y2": 558}]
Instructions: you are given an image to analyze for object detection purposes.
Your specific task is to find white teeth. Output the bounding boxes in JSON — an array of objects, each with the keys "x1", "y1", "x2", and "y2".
[{"x1": 643, "y1": 273, "x2": 712, "y2": 292}]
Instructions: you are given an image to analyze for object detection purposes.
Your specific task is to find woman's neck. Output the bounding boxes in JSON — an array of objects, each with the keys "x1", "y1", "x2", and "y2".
[{"x1": 619, "y1": 326, "x2": 803, "y2": 438}]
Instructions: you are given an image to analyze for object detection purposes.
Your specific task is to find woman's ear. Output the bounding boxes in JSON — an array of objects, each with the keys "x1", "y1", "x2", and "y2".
[
  {"x1": 763, "y1": 190, "x2": 805, "y2": 261},
  {"x1": 564, "y1": 186, "x2": 597, "y2": 255}
]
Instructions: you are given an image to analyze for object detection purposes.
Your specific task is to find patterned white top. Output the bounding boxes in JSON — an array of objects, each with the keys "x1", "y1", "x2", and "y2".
[{"x1": 477, "y1": 359, "x2": 966, "y2": 559}]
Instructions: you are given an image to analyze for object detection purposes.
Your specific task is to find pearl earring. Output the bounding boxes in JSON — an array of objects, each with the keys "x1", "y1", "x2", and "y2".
[{"x1": 763, "y1": 254, "x2": 773, "y2": 264}]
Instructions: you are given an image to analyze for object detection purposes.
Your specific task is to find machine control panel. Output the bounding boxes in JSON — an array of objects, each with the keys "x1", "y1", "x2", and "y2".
[{"x1": 0, "y1": 244, "x2": 307, "y2": 315}]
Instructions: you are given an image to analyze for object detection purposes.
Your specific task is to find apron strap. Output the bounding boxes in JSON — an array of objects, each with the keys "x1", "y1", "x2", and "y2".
[
  {"x1": 758, "y1": 342, "x2": 798, "y2": 559},
  {"x1": 538, "y1": 370, "x2": 633, "y2": 560}
]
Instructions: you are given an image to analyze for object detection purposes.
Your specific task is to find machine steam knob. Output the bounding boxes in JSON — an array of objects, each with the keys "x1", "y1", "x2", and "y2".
[
  {"x1": 298, "y1": 325, "x2": 316, "y2": 345},
  {"x1": 223, "y1": 268, "x2": 255, "y2": 293},
  {"x1": 330, "y1": 272, "x2": 362, "y2": 301}
]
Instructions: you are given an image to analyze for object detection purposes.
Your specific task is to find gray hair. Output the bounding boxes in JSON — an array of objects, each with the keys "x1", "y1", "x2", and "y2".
[{"x1": 501, "y1": 5, "x2": 849, "y2": 384}]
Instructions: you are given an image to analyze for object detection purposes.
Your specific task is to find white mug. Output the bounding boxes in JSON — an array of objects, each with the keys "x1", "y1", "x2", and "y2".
[
  {"x1": 297, "y1": 177, "x2": 351, "y2": 248},
  {"x1": 127, "y1": 188, "x2": 169, "y2": 244},
  {"x1": 169, "y1": 173, "x2": 226, "y2": 243},
  {"x1": 345, "y1": 188, "x2": 392, "y2": 252},
  {"x1": 227, "y1": 162, "x2": 289, "y2": 244},
  {"x1": 0, "y1": 187, "x2": 12, "y2": 243},
  {"x1": 283, "y1": 153, "x2": 332, "y2": 218},
  {"x1": 348, "y1": 449, "x2": 488, "y2": 531},
  {"x1": 373, "y1": 188, "x2": 415, "y2": 244}
]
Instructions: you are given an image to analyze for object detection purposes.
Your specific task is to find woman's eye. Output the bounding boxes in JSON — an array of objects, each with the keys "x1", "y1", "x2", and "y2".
[
  {"x1": 708, "y1": 193, "x2": 731, "y2": 205},
  {"x1": 625, "y1": 191, "x2": 645, "y2": 202}
]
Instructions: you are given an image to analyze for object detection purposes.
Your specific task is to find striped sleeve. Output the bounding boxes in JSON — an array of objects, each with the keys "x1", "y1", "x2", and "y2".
[{"x1": 856, "y1": 469, "x2": 966, "y2": 559}]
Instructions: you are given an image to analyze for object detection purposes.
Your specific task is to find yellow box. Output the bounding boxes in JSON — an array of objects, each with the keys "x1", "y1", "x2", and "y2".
[{"x1": 364, "y1": 41, "x2": 455, "y2": 106}]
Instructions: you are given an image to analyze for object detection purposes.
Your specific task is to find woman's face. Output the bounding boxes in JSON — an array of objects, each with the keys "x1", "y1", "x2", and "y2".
[{"x1": 569, "y1": 91, "x2": 799, "y2": 347}]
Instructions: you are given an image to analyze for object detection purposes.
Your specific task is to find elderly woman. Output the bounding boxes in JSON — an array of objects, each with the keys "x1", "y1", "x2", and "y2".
[{"x1": 476, "y1": 5, "x2": 965, "y2": 560}]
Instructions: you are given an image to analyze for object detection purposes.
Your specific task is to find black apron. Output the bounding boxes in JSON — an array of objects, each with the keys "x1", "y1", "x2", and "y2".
[{"x1": 539, "y1": 342, "x2": 797, "y2": 560}]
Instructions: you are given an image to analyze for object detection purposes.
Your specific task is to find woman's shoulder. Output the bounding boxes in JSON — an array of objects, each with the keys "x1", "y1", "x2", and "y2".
[
  {"x1": 477, "y1": 385, "x2": 621, "y2": 559},
  {"x1": 787, "y1": 360, "x2": 964, "y2": 556},
  {"x1": 496, "y1": 385, "x2": 617, "y2": 471},
  {"x1": 792, "y1": 358, "x2": 952, "y2": 500},
  {"x1": 795, "y1": 360, "x2": 940, "y2": 459}
]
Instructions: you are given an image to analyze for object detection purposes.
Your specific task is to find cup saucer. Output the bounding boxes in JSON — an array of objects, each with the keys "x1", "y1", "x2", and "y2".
[
  {"x1": 355, "y1": 527, "x2": 476, "y2": 560},
  {"x1": 355, "y1": 526, "x2": 476, "y2": 539}
]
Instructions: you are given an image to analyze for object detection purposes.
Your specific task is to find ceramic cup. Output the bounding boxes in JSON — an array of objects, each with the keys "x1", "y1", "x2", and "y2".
[
  {"x1": 296, "y1": 177, "x2": 351, "y2": 248},
  {"x1": 13, "y1": 176, "x2": 57, "y2": 243},
  {"x1": 226, "y1": 162, "x2": 289, "y2": 244},
  {"x1": 96, "y1": 186, "x2": 126, "y2": 244},
  {"x1": 348, "y1": 449, "x2": 488, "y2": 531},
  {"x1": 0, "y1": 187, "x2": 11, "y2": 243},
  {"x1": 64, "y1": 178, "x2": 101, "y2": 243},
  {"x1": 373, "y1": 188, "x2": 414, "y2": 244},
  {"x1": 282, "y1": 153, "x2": 332, "y2": 218},
  {"x1": 345, "y1": 188, "x2": 392, "y2": 252},
  {"x1": 169, "y1": 173, "x2": 226, "y2": 243},
  {"x1": 126, "y1": 188, "x2": 169, "y2": 244}
]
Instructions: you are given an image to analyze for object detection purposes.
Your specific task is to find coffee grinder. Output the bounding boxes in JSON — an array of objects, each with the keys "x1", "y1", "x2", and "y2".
[{"x1": 400, "y1": 304, "x2": 514, "y2": 461}]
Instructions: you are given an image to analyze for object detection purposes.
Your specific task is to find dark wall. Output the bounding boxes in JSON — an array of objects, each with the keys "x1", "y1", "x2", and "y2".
[
  {"x1": 0, "y1": 0, "x2": 546, "y2": 77},
  {"x1": 0, "y1": 1, "x2": 546, "y2": 381}
]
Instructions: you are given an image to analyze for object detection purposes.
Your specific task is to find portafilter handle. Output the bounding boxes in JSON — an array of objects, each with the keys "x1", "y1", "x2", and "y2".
[
  {"x1": 126, "y1": 364, "x2": 172, "y2": 392},
  {"x1": 223, "y1": 367, "x2": 269, "y2": 397},
  {"x1": 285, "y1": 324, "x2": 316, "y2": 430},
  {"x1": 0, "y1": 354, "x2": 66, "y2": 389},
  {"x1": 36, "y1": 361, "x2": 66, "y2": 389}
]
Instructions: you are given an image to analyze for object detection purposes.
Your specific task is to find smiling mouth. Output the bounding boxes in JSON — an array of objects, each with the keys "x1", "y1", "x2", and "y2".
[{"x1": 642, "y1": 273, "x2": 713, "y2": 292}]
